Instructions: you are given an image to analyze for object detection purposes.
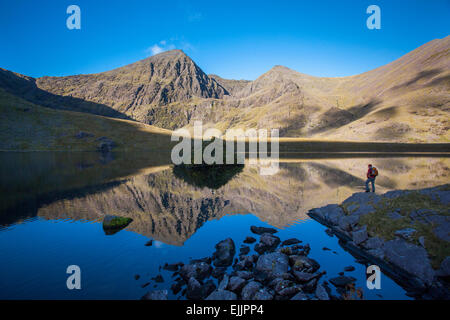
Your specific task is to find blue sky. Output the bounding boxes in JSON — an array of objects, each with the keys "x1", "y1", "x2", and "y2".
[{"x1": 0, "y1": 0, "x2": 449, "y2": 80}]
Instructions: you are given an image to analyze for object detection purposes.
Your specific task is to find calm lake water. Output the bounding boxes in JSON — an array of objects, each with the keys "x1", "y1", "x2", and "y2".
[{"x1": 0, "y1": 152, "x2": 448, "y2": 300}]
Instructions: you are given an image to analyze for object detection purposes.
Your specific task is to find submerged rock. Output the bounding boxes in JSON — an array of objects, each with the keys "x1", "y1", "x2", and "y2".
[
  {"x1": 329, "y1": 276, "x2": 356, "y2": 288},
  {"x1": 250, "y1": 226, "x2": 278, "y2": 235}
]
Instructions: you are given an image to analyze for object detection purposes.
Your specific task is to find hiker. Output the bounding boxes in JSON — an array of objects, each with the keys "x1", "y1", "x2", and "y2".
[{"x1": 365, "y1": 164, "x2": 378, "y2": 192}]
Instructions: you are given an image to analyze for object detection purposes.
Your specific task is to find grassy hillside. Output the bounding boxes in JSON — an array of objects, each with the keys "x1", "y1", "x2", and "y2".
[{"x1": 0, "y1": 88, "x2": 173, "y2": 152}]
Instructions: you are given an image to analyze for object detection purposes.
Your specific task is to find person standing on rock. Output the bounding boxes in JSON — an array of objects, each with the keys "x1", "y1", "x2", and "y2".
[{"x1": 365, "y1": 164, "x2": 378, "y2": 193}]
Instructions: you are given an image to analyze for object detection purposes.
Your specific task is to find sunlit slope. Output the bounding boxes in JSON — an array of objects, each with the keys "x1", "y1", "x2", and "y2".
[{"x1": 0, "y1": 88, "x2": 173, "y2": 151}]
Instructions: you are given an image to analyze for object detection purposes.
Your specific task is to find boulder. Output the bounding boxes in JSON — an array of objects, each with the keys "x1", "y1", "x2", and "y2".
[
  {"x1": 141, "y1": 290, "x2": 168, "y2": 300},
  {"x1": 310, "y1": 204, "x2": 344, "y2": 225},
  {"x1": 218, "y1": 274, "x2": 229, "y2": 291},
  {"x1": 186, "y1": 277, "x2": 203, "y2": 300},
  {"x1": 255, "y1": 252, "x2": 289, "y2": 280},
  {"x1": 281, "y1": 238, "x2": 301, "y2": 246},
  {"x1": 206, "y1": 290, "x2": 237, "y2": 300},
  {"x1": 363, "y1": 236, "x2": 385, "y2": 250},
  {"x1": 338, "y1": 215, "x2": 359, "y2": 231},
  {"x1": 291, "y1": 291, "x2": 308, "y2": 300},
  {"x1": 241, "y1": 281, "x2": 262, "y2": 300},
  {"x1": 227, "y1": 276, "x2": 246, "y2": 292},
  {"x1": 315, "y1": 283, "x2": 330, "y2": 300},
  {"x1": 292, "y1": 271, "x2": 316, "y2": 283},
  {"x1": 180, "y1": 261, "x2": 212, "y2": 281},
  {"x1": 352, "y1": 226, "x2": 368, "y2": 245},
  {"x1": 290, "y1": 255, "x2": 320, "y2": 273},
  {"x1": 255, "y1": 233, "x2": 281, "y2": 254},
  {"x1": 253, "y1": 288, "x2": 274, "y2": 300},
  {"x1": 250, "y1": 226, "x2": 278, "y2": 235},
  {"x1": 383, "y1": 238, "x2": 435, "y2": 286},
  {"x1": 243, "y1": 236, "x2": 257, "y2": 244},
  {"x1": 212, "y1": 238, "x2": 236, "y2": 267}
]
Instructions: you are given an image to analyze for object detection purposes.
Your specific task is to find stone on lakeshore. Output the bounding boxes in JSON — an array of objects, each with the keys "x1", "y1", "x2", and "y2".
[
  {"x1": 180, "y1": 261, "x2": 212, "y2": 281},
  {"x1": 367, "y1": 248, "x2": 385, "y2": 260},
  {"x1": 310, "y1": 204, "x2": 344, "y2": 225},
  {"x1": 255, "y1": 233, "x2": 281, "y2": 254},
  {"x1": 291, "y1": 291, "x2": 308, "y2": 300},
  {"x1": 235, "y1": 271, "x2": 253, "y2": 280},
  {"x1": 255, "y1": 252, "x2": 289, "y2": 279},
  {"x1": 290, "y1": 255, "x2": 320, "y2": 273},
  {"x1": 338, "y1": 214, "x2": 359, "y2": 232},
  {"x1": 363, "y1": 236, "x2": 385, "y2": 250},
  {"x1": 383, "y1": 238, "x2": 435, "y2": 286},
  {"x1": 315, "y1": 283, "x2": 330, "y2": 300},
  {"x1": 163, "y1": 262, "x2": 183, "y2": 271},
  {"x1": 141, "y1": 290, "x2": 168, "y2": 300},
  {"x1": 211, "y1": 267, "x2": 227, "y2": 279},
  {"x1": 281, "y1": 238, "x2": 301, "y2": 246},
  {"x1": 394, "y1": 228, "x2": 417, "y2": 241},
  {"x1": 253, "y1": 288, "x2": 274, "y2": 300},
  {"x1": 250, "y1": 226, "x2": 278, "y2": 235},
  {"x1": 239, "y1": 245, "x2": 250, "y2": 255},
  {"x1": 343, "y1": 192, "x2": 382, "y2": 206},
  {"x1": 206, "y1": 290, "x2": 237, "y2": 300},
  {"x1": 241, "y1": 281, "x2": 262, "y2": 300},
  {"x1": 212, "y1": 238, "x2": 236, "y2": 267},
  {"x1": 437, "y1": 257, "x2": 450, "y2": 278},
  {"x1": 227, "y1": 276, "x2": 246, "y2": 292},
  {"x1": 352, "y1": 226, "x2": 368, "y2": 245},
  {"x1": 186, "y1": 277, "x2": 203, "y2": 300},
  {"x1": 292, "y1": 271, "x2": 316, "y2": 283},
  {"x1": 244, "y1": 236, "x2": 257, "y2": 244},
  {"x1": 218, "y1": 274, "x2": 229, "y2": 291}
]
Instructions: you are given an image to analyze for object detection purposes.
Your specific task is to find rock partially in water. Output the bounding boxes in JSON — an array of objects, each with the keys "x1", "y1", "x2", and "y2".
[
  {"x1": 315, "y1": 283, "x2": 330, "y2": 300},
  {"x1": 212, "y1": 238, "x2": 236, "y2": 267},
  {"x1": 206, "y1": 290, "x2": 237, "y2": 300},
  {"x1": 141, "y1": 290, "x2": 168, "y2": 300},
  {"x1": 180, "y1": 261, "x2": 212, "y2": 281},
  {"x1": 329, "y1": 276, "x2": 356, "y2": 288},
  {"x1": 243, "y1": 236, "x2": 256, "y2": 244},
  {"x1": 241, "y1": 281, "x2": 262, "y2": 300},
  {"x1": 102, "y1": 215, "x2": 132, "y2": 235},
  {"x1": 250, "y1": 226, "x2": 278, "y2": 235},
  {"x1": 352, "y1": 226, "x2": 368, "y2": 245},
  {"x1": 383, "y1": 238, "x2": 435, "y2": 286},
  {"x1": 281, "y1": 238, "x2": 301, "y2": 246},
  {"x1": 255, "y1": 252, "x2": 289, "y2": 280},
  {"x1": 227, "y1": 276, "x2": 246, "y2": 292},
  {"x1": 255, "y1": 233, "x2": 281, "y2": 254}
]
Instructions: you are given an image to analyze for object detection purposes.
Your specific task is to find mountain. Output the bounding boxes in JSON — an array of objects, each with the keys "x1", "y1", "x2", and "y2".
[
  {"x1": 1, "y1": 37, "x2": 449, "y2": 143},
  {"x1": 35, "y1": 50, "x2": 228, "y2": 124}
]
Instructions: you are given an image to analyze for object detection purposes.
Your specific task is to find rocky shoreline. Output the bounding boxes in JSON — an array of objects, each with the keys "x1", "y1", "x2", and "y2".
[
  {"x1": 140, "y1": 184, "x2": 449, "y2": 300},
  {"x1": 142, "y1": 226, "x2": 359, "y2": 300},
  {"x1": 308, "y1": 184, "x2": 450, "y2": 299}
]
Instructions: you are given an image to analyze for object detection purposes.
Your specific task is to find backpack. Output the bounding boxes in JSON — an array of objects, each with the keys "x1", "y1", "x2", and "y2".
[{"x1": 371, "y1": 167, "x2": 378, "y2": 177}]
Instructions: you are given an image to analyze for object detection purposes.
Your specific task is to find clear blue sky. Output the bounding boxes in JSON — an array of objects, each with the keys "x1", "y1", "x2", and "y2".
[{"x1": 0, "y1": 0, "x2": 449, "y2": 80}]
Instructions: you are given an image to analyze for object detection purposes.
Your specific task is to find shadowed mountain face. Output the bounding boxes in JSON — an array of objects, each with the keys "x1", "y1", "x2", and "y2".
[{"x1": 1, "y1": 37, "x2": 449, "y2": 143}]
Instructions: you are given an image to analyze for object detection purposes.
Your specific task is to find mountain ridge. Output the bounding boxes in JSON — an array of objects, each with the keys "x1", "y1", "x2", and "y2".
[{"x1": 1, "y1": 36, "x2": 449, "y2": 142}]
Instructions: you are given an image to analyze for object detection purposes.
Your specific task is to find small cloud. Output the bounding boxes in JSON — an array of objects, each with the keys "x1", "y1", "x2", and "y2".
[
  {"x1": 145, "y1": 39, "x2": 191, "y2": 56},
  {"x1": 148, "y1": 44, "x2": 164, "y2": 56}
]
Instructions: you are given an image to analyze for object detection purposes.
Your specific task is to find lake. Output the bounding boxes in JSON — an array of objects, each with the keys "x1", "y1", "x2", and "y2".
[{"x1": 0, "y1": 152, "x2": 448, "y2": 299}]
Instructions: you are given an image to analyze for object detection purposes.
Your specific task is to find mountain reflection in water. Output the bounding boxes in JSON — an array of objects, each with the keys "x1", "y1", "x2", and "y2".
[{"x1": 0, "y1": 152, "x2": 448, "y2": 246}]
